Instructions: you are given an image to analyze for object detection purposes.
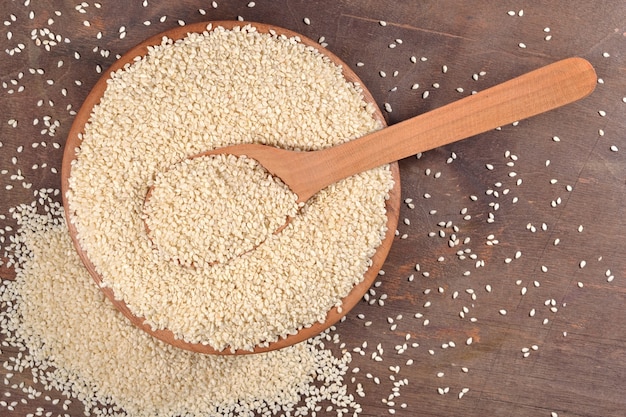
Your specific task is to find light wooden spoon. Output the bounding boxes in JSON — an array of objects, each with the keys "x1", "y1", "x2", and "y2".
[
  {"x1": 147, "y1": 57, "x2": 596, "y2": 235},
  {"x1": 197, "y1": 58, "x2": 595, "y2": 202}
]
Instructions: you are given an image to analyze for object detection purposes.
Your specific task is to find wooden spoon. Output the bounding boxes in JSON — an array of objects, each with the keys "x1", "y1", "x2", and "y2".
[
  {"x1": 192, "y1": 58, "x2": 595, "y2": 202},
  {"x1": 147, "y1": 57, "x2": 596, "y2": 251}
]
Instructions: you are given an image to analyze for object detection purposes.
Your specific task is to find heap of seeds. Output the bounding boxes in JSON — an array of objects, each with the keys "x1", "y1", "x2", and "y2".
[
  {"x1": 66, "y1": 24, "x2": 394, "y2": 351},
  {"x1": 143, "y1": 154, "x2": 300, "y2": 266},
  {"x1": 0, "y1": 195, "x2": 358, "y2": 417}
]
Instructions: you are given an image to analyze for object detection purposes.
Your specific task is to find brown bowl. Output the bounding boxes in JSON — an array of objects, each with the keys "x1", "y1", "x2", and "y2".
[{"x1": 61, "y1": 21, "x2": 401, "y2": 354}]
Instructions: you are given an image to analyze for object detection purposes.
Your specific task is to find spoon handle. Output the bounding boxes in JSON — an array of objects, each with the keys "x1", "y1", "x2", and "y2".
[{"x1": 302, "y1": 57, "x2": 596, "y2": 200}]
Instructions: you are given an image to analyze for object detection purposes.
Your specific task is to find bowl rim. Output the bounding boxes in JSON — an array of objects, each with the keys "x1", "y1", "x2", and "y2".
[{"x1": 60, "y1": 20, "x2": 401, "y2": 355}]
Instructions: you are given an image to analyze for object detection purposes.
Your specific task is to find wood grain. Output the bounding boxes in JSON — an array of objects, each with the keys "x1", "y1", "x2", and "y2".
[{"x1": 1, "y1": 1, "x2": 625, "y2": 416}]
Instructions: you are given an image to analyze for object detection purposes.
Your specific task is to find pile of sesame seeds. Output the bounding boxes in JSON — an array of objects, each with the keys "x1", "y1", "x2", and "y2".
[{"x1": 0, "y1": 193, "x2": 360, "y2": 417}]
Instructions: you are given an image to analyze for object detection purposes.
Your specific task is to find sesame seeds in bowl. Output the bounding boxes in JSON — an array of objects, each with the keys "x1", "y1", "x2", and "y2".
[{"x1": 62, "y1": 21, "x2": 401, "y2": 354}]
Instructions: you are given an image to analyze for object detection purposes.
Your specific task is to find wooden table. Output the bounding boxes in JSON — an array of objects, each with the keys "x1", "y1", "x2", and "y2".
[{"x1": 1, "y1": 1, "x2": 624, "y2": 416}]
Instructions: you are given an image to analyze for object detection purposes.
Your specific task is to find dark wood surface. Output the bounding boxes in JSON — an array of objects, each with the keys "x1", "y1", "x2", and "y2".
[{"x1": 1, "y1": 1, "x2": 625, "y2": 416}]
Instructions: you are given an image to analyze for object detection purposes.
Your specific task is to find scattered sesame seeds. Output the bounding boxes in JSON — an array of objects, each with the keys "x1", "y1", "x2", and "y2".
[{"x1": 0, "y1": 6, "x2": 624, "y2": 417}]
